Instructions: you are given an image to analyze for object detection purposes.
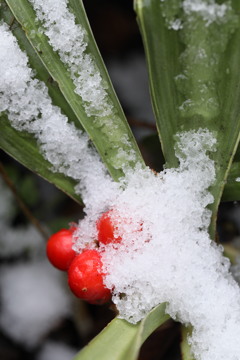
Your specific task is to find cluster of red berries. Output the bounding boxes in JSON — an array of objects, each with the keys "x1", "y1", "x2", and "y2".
[{"x1": 46, "y1": 210, "x2": 122, "y2": 305}]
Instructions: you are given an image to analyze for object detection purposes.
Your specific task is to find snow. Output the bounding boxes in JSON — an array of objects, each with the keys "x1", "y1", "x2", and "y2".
[
  {"x1": 169, "y1": 18, "x2": 183, "y2": 30},
  {"x1": 161, "y1": 0, "x2": 233, "y2": 30},
  {"x1": 2, "y1": 3, "x2": 240, "y2": 360},
  {"x1": 28, "y1": 0, "x2": 111, "y2": 118},
  {"x1": 0, "y1": 262, "x2": 71, "y2": 348},
  {"x1": 28, "y1": 0, "x2": 137, "y2": 167},
  {"x1": 183, "y1": 0, "x2": 230, "y2": 26},
  {"x1": 74, "y1": 129, "x2": 240, "y2": 360},
  {"x1": 167, "y1": 0, "x2": 238, "y2": 119},
  {"x1": 0, "y1": 22, "x2": 118, "y2": 213}
]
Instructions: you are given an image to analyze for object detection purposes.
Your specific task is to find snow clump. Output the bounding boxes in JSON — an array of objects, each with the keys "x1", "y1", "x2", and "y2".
[
  {"x1": 28, "y1": 0, "x2": 138, "y2": 167},
  {"x1": 75, "y1": 129, "x2": 240, "y2": 360},
  {"x1": 183, "y1": 0, "x2": 231, "y2": 26},
  {"x1": 0, "y1": 22, "x2": 118, "y2": 213},
  {"x1": 28, "y1": 0, "x2": 111, "y2": 118}
]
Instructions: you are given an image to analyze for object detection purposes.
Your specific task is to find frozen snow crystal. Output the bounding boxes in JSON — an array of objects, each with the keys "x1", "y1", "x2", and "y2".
[
  {"x1": 75, "y1": 129, "x2": 240, "y2": 360},
  {"x1": 0, "y1": 262, "x2": 71, "y2": 348},
  {"x1": 28, "y1": 0, "x2": 111, "y2": 118},
  {"x1": 28, "y1": 0, "x2": 137, "y2": 166},
  {"x1": 0, "y1": 22, "x2": 118, "y2": 212},
  {"x1": 183, "y1": 0, "x2": 230, "y2": 26}
]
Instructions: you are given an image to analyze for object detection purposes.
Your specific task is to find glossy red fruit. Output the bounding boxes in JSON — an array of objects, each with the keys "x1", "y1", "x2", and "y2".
[
  {"x1": 46, "y1": 229, "x2": 76, "y2": 271},
  {"x1": 68, "y1": 249, "x2": 111, "y2": 304},
  {"x1": 97, "y1": 210, "x2": 122, "y2": 245},
  {"x1": 97, "y1": 210, "x2": 142, "y2": 245}
]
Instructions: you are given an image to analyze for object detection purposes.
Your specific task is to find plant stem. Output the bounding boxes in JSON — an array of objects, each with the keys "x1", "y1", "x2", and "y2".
[{"x1": 0, "y1": 161, "x2": 49, "y2": 240}]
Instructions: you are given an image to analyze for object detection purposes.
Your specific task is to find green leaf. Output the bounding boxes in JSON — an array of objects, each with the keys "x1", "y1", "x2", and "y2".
[
  {"x1": 180, "y1": 326, "x2": 195, "y2": 360},
  {"x1": 0, "y1": 1, "x2": 83, "y2": 130},
  {"x1": 223, "y1": 244, "x2": 240, "y2": 264},
  {"x1": 0, "y1": 116, "x2": 82, "y2": 204},
  {"x1": 0, "y1": 2, "x2": 83, "y2": 204},
  {"x1": 3, "y1": 0, "x2": 144, "y2": 181},
  {"x1": 135, "y1": 0, "x2": 240, "y2": 237},
  {"x1": 73, "y1": 303, "x2": 169, "y2": 360},
  {"x1": 222, "y1": 162, "x2": 240, "y2": 201},
  {"x1": 134, "y1": 0, "x2": 182, "y2": 169}
]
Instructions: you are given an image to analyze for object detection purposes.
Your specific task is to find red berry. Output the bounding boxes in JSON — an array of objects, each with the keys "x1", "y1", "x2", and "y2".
[
  {"x1": 97, "y1": 210, "x2": 122, "y2": 245},
  {"x1": 97, "y1": 210, "x2": 142, "y2": 245},
  {"x1": 46, "y1": 229, "x2": 76, "y2": 271},
  {"x1": 68, "y1": 250, "x2": 111, "y2": 304}
]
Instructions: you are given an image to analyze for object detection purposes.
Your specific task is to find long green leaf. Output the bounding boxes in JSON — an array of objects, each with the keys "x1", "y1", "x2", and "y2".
[
  {"x1": 0, "y1": 116, "x2": 82, "y2": 204},
  {"x1": 134, "y1": 0, "x2": 182, "y2": 169},
  {"x1": 3, "y1": 0, "x2": 144, "y2": 181},
  {"x1": 180, "y1": 326, "x2": 195, "y2": 360},
  {"x1": 73, "y1": 303, "x2": 169, "y2": 360},
  {"x1": 135, "y1": 0, "x2": 240, "y2": 237},
  {"x1": 0, "y1": 2, "x2": 83, "y2": 203},
  {"x1": 0, "y1": 1, "x2": 83, "y2": 130}
]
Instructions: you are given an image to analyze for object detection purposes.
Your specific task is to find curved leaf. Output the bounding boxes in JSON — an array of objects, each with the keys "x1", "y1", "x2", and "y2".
[
  {"x1": 180, "y1": 326, "x2": 195, "y2": 360},
  {"x1": 0, "y1": 1, "x2": 83, "y2": 130},
  {"x1": 0, "y1": 116, "x2": 82, "y2": 204},
  {"x1": 134, "y1": 0, "x2": 182, "y2": 168},
  {"x1": 73, "y1": 303, "x2": 169, "y2": 360},
  {"x1": 0, "y1": 2, "x2": 83, "y2": 203},
  {"x1": 4, "y1": 0, "x2": 144, "y2": 181},
  {"x1": 135, "y1": 0, "x2": 240, "y2": 237}
]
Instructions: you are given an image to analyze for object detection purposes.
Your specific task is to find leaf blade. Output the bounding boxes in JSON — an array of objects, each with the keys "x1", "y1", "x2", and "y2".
[
  {"x1": 0, "y1": 116, "x2": 82, "y2": 204},
  {"x1": 73, "y1": 303, "x2": 168, "y2": 360},
  {"x1": 4, "y1": 0, "x2": 144, "y2": 181},
  {"x1": 135, "y1": 0, "x2": 240, "y2": 237}
]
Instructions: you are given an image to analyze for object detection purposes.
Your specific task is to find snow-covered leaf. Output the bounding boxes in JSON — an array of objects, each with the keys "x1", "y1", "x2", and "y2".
[
  {"x1": 135, "y1": 0, "x2": 240, "y2": 236},
  {"x1": 3, "y1": 0, "x2": 144, "y2": 181},
  {"x1": 0, "y1": 116, "x2": 82, "y2": 204}
]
